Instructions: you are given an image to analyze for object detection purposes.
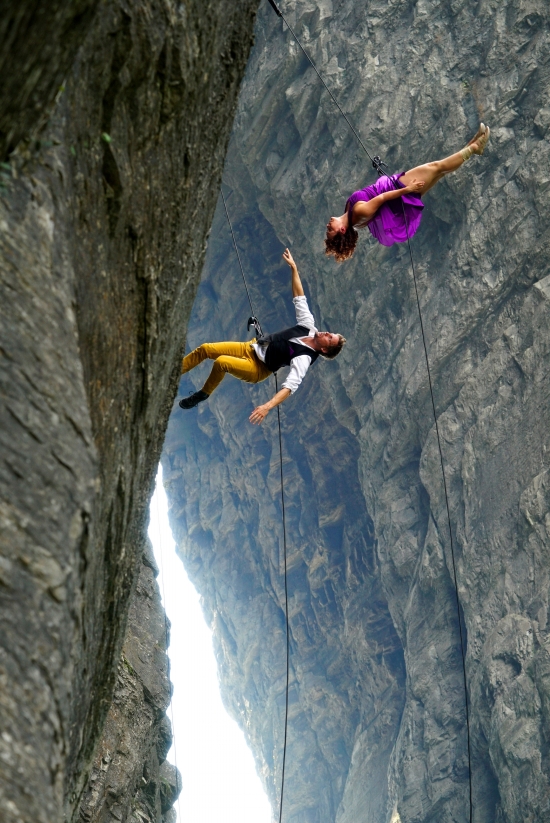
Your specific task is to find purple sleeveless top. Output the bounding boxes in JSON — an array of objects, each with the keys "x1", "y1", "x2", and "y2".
[{"x1": 346, "y1": 172, "x2": 424, "y2": 246}]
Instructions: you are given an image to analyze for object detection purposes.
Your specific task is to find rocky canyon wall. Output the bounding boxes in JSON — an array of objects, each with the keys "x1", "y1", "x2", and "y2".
[
  {"x1": 0, "y1": 1, "x2": 259, "y2": 821},
  {"x1": 162, "y1": 1, "x2": 550, "y2": 822}
]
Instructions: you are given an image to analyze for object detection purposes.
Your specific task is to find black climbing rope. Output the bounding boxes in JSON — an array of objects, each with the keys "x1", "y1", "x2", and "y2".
[
  {"x1": 220, "y1": 187, "x2": 263, "y2": 337},
  {"x1": 220, "y1": 188, "x2": 290, "y2": 823},
  {"x1": 266, "y1": 0, "x2": 386, "y2": 176},
  {"x1": 266, "y1": 1, "x2": 474, "y2": 818},
  {"x1": 274, "y1": 372, "x2": 291, "y2": 823}
]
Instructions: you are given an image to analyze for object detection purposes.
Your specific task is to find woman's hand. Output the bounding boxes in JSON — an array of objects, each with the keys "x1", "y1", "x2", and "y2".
[
  {"x1": 405, "y1": 178, "x2": 425, "y2": 194},
  {"x1": 249, "y1": 403, "x2": 270, "y2": 425},
  {"x1": 282, "y1": 248, "x2": 297, "y2": 269}
]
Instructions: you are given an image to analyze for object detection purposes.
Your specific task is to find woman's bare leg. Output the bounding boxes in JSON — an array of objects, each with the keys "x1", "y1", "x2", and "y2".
[
  {"x1": 400, "y1": 150, "x2": 466, "y2": 193},
  {"x1": 400, "y1": 126, "x2": 489, "y2": 194}
]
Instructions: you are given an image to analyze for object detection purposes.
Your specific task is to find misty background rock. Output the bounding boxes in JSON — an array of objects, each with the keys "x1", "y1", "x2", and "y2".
[{"x1": 163, "y1": 2, "x2": 550, "y2": 822}]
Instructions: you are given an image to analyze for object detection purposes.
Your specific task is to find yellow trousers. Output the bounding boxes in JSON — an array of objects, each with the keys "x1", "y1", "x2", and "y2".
[{"x1": 182, "y1": 341, "x2": 272, "y2": 395}]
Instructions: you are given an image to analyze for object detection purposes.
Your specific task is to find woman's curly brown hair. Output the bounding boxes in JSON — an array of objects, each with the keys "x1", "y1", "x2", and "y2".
[{"x1": 324, "y1": 226, "x2": 358, "y2": 262}]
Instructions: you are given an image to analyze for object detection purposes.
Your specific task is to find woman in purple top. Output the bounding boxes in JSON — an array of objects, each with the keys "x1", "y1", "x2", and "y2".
[{"x1": 325, "y1": 124, "x2": 490, "y2": 261}]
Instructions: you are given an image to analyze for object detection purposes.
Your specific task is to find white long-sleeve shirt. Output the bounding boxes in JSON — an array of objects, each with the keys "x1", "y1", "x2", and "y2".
[{"x1": 252, "y1": 295, "x2": 317, "y2": 394}]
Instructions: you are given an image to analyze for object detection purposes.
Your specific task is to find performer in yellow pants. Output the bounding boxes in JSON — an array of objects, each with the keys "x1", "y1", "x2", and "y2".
[
  {"x1": 182, "y1": 340, "x2": 272, "y2": 396},
  {"x1": 179, "y1": 249, "x2": 346, "y2": 425}
]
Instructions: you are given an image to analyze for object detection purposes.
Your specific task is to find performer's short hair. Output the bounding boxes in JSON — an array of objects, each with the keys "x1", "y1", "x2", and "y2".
[{"x1": 322, "y1": 334, "x2": 347, "y2": 360}]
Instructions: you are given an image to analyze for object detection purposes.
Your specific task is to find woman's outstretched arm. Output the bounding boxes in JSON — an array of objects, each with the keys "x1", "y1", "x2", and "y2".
[{"x1": 352, "y1": 178, "x2": 424, "y2": 222}]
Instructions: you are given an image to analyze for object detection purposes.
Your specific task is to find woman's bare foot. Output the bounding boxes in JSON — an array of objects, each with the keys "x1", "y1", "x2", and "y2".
[
  {"x1": 467, "y1": 123, "x2": 486, "y2": 146},
  {"x1": 471, "y1": 125, "x2": 490, "y2": 154}
]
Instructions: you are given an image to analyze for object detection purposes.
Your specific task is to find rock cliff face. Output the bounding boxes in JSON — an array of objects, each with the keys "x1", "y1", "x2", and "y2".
[
  {"x1": 0, "y1": 0, "x2": 99, "y2": 158},
  {"x1": 162, "y1": 2, "x2": 550, "y2": 822},
  {"x1": 0, "y1": 1, "x2": 258, "y2": 821},
  {"x1": 77, "y1": 543, "x2": 180, "y2": 823}
]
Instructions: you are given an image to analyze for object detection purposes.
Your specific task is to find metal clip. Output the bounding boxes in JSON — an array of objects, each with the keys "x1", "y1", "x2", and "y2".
[
  {"x1": 247, "y1": 316, "x2": 263, "y2": 337},
  {"x1": 372, "y1": 155, "x2": 390, "y2": 177}
]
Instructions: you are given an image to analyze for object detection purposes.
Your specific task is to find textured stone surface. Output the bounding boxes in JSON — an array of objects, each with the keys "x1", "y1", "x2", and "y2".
[
  {"x1": 76, "y1": 543, "x2": 181, "y2": 823},
  {"x1": 163, "y1": 2, "x2": 550, "y2": 822},
  {"x1": 0, "y1": 0, "x2": 99, "y2": 158},
  {"x1": 0, "y1": 0, "x2": 258, "y2": 821}
]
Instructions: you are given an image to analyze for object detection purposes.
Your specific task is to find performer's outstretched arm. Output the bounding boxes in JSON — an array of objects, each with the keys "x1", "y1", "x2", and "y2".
[
  {"x1": 249, "y1": 387, "x2": 291, "y2": 425},
  {"x1": 352, "y1": 182, "x2": 424, "y2": 222},
  {"x1": 283, "y1": 248, "x2": 304, "y2": 297}
]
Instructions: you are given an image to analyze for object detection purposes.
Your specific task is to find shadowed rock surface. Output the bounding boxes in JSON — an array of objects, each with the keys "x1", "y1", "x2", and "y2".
[
  {"x1": 77, "y1": 542, "x2": 180, "y2": 823},
  {"x1": 163, "y1": 2, "x2": 550, "y2": 822},
  {"x1": 0, "y1": 0, "x2": 100, "y2": 159},
  {"x1": 0, "y1": 1, "x2": 258, "y2": 821}
]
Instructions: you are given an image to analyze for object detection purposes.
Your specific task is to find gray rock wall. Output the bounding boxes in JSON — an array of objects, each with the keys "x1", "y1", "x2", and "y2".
[
  {"x1": 77, "y1": 543, "x2": 180, "y2": 823},
  {"x1": 0, "y1": 0, "x2": 99, "y2": 158},
  {"x1": 163, "y1": 1, "x2": 550, "y2": 822},
  {"x1": 0, "y1": 1, "x2": 259, "y2": 821}
]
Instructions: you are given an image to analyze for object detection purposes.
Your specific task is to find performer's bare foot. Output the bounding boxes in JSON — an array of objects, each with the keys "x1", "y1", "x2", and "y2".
[
  {"x1": 471, "y1": 125, "x2": 490, "y2": 154},
  {"x1": 461, "y1": 125, "x2": 490, "y2": 161},
  {"x1": 467, "y1": 123, "x2": 486, "y2": 146}
]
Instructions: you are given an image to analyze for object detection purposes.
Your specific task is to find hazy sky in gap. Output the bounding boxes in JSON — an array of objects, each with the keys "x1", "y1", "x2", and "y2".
[{"x1": 149, "y1": 468, "x2": 272, "y2": 823}]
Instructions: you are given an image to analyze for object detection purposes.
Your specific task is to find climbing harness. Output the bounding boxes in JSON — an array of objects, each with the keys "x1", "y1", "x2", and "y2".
[
  {"x1": 220, "y1": 186, "x2": 290, "y2": 823},
  {"x1": 248, "y1": 315, "x2": 263, "y2": 337},
  {"x1": 265, "y1": 1, "x2": 474, "y2": 820}
]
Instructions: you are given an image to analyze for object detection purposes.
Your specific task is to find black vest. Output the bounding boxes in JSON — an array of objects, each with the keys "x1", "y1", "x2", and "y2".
[{"x1": 257, "y1": 325, "x2": 320, "y2": 373}]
